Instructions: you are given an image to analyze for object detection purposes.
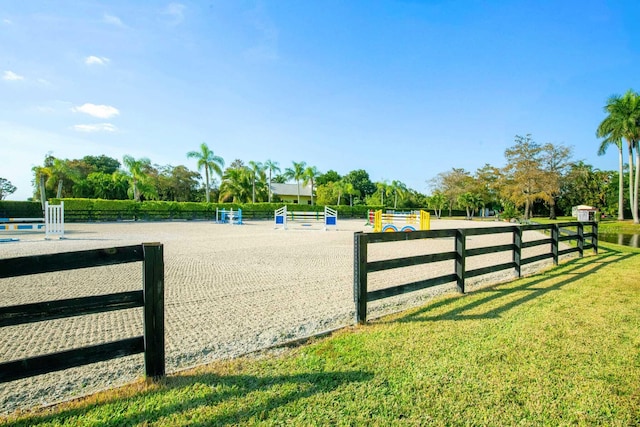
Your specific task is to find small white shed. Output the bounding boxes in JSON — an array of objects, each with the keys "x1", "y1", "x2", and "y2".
[{"x1": 573, "y1": 205, "x2": 597, "y2": 222}]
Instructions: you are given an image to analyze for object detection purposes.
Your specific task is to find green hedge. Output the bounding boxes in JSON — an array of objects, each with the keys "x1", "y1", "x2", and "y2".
[
  {"x1": 46, "y1": 199, "x2": 384, "y2": 222},
  {"x1": 1, "y1": 200, "x2": 437, "y2": 222},
  {"x1": 0, "y1": 201, "x2": 43, "y2": 218}
]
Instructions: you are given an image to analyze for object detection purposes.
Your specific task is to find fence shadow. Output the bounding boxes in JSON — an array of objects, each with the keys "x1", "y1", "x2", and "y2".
[
  {"x1": 388, "y1": 249, "x2": 633, "y2": 324},
  {"x1": 6, "y1": 370, "x2": 373, "y2": 426}
]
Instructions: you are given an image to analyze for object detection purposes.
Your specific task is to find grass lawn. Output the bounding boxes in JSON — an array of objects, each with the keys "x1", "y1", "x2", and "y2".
[{"x1": 2, "y1": 243, "x2": 639, "y2": 426}]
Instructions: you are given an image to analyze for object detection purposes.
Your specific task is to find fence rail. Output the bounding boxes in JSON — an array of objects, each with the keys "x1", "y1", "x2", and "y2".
[
  {"x1": 354, "y1": 222, "x2": 597, "y2": 323},
  {"x1": 0, "y1": 243, "x2": 165, "y2": 383}
]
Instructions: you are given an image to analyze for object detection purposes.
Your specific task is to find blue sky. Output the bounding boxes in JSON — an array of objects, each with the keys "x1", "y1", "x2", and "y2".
[{"x1": 2, "y1": 1, "x2": 639, "y2": 201}]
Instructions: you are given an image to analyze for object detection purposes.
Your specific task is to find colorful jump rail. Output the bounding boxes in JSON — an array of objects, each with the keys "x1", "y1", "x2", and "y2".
[
  {"x1": 274, "y1": 206, "x2": 338, "y2": 231},
  {"x1": 373, "y1": 210, "x2": 430, "y2": 232}
]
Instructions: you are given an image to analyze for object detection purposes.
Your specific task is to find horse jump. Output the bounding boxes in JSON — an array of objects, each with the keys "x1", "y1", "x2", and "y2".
[
  {"x1": 274, "y1": 206, "x2": 338, "y2": 231},
  {"x1": 373, "y1": 209, "x2": 430, "y2": 232},
  {"x1": 216, "y1": 208, "x2": 243, "y2": 225},
  {"x1": 0, "y1": 202, "x2": 64, "y2": 239}
]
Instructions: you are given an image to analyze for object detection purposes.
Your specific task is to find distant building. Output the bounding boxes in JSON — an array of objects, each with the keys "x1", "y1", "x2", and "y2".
[
  {"x1": 572, "y1": 205, "x2": 598, "y2": 222},
  {"x1": 271, "y1": 183, "x2": 313, "y2": 205}
]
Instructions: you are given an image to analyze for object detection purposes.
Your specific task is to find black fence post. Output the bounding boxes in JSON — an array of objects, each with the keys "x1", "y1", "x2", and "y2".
[
  {"x1": 513, "y1": 226, "x2": 522, "y2": 278},
  {"x1": 577, "y1": 222, "x2": 584, "y2": 257},
  {"x1": 143, "y1": 243, "x2": 165, "y2": 378},
  {"x1": 354, "y1": 232, "x2": 368, "y2": 324},
  {"x1": 455, "y1": 229, "x2": 466, "y2": 294},
  {"x1": 551, "y1": 224, "x2": 559, "y2": 265},
  {"x1": 593, "y1": 221, "x2": 598, "y2": 254}
]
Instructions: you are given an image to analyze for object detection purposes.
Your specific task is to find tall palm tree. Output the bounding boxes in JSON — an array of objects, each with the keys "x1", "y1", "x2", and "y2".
[
  {"x1": 264, "y1": 159, "x2": 280, "y2": 203},
  {"x1": 597, "y1": 139, "x2": 624, "y2": 220},
  {"x1": 597, "y1": 89, "x2": 640, "y2": 223},
  {"x1": 375, "y1": 181, "x2": 390, "y2": 206},
  {"x1": 248, "y1": 161, "x2": 266, "y2": 203},
  {"x1": 187, "y1": 142, "x2": 225, "y2": 203},
  {"x1": 122, "y1": 155, "x2": 152, "y2": 202},
  {"x1": 284, "y1": 161, "x2": 307, "y2": 204},
  {"x1": 303, "y1": 165, "x2": 320, "y2": 206}
]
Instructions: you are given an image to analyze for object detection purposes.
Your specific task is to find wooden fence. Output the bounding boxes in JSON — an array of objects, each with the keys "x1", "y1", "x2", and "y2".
[
  {"x1": 354, "y1": 222, "x2": 598, "y2": 323},
  {"x1": 0, "y1": 243, "x2": 165, "y2": 383}
]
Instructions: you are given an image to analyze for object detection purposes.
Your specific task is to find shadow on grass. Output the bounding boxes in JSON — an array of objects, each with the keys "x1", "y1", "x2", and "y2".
[
  {"x1": 387, "y1": 248, "x2": 636, "y2": 324},
  {"x1": 6, "y1": 370, "x2": 373, "y2": 426}
]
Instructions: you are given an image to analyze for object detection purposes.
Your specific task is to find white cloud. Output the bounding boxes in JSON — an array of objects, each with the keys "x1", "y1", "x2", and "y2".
[
  {"x1": 162, "y1": 3, "x2": 185, "y2": 25},
  {"x1": 71, "y1": 103, "x2": 120, "y2": 119},
  {"x1": 3, "y1": 19, "x2": 12, "y2": 25},
  {"x1": 71, "y1": 123, "x2": 117, "y2": 133},
  {"x1": 3, "y1": 70, "x2": 24, "y2": 81},
  {"x1": 85, "y1": 55, "x2": 110, "y2": 65},
  {"x1": 103, "y1": 14, "x2": 124, "y2": 27}
]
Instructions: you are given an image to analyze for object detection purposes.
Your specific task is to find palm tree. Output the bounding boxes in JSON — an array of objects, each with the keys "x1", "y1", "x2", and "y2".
[
  {"x1": 303, "y1": 165, "x2": 320, "y2": 206},
  {"x1": 597, "y1": 138, "x2": 624, "y2": 220},
  {"x1": 345, "y1": 182, "x2": 359, "y2": 206},
  {"x1": 32, "y1": 165, "x2": 50, "y2": 209},
  {"x1": 284, "y1": 161, "x2": 307, "y2": 204},
  {"x1": 187, "y1": 142, "x2": 225, "y2": 203},
  {"x1": 123, "y1": 155, "x2": 152, "y2": 202},
  {"x1": 248, "y1": 161, "x2": 266, "y2": 203},
  {"x1": 428, "y1": 192, "x2": 447, "y2": 219},
  {"x1": 597, "y1": 89, "x2": 640, "y2": 223},
  {"x1": 334, "y1": 179, "x2": 359, "y2": 206},
  {"x1": 389, "y1": 180, "x2": 408, "y2": 209},
  {"x1": 219, "y1": 167, "x2": 252, "y2": 203},
  {"x1": 334, "y1": 180, "x2": 346, "y2": 205},
  {"x1": 374, "y1": 181, "x2": 391, "y2": 206},
  {"x1": 49, "y1": 158, "x2": 80, "y2": 199},
  {"x1": 264, "y1": 159, "x2": 280, "y2": 203}
]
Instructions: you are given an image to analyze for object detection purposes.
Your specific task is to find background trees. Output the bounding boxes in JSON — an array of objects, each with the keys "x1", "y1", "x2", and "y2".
[
  {"x1": 0, "y1": 178, "x2": 16, "y2": 200},
  {"x1": 499, "y1": 135, "x2": 550, "y2": 220},
  {"x1": 219, "y1": 159, "x2": 252, "y2": 203},
  {"x1": 20, "y1": 122, "x2": 630, "y2": 220},
  {"x1": 429, "y1": 168, "x2": 473, "y2": 217},
  {"x1": 596, "y1": 89, "x2": 640, "y2": 223}
]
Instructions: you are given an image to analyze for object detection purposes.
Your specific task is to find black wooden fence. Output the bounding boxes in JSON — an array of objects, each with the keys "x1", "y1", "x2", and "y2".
[
  {"x1": 354, "y1": 222, "x2": 598, "y2": 323},
  {"x1": 0, "y1": 243, "x2": 165, "y2": 383}
]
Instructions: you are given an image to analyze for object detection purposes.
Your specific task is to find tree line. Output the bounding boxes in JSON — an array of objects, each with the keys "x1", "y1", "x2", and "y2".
[
  {"x1": 19, "y1": 137, "x2": 616, "y2": 221},
  {"x1": 3, "y1": 88, "x2": 637, "y2": 223}
]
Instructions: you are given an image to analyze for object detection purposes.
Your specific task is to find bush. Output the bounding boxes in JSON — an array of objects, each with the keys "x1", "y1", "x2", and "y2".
[{"x1": 0, "y1": 201, "x2": 43, "y2": 218}]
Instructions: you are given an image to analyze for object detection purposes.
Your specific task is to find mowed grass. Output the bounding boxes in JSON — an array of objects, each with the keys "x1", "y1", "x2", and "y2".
[{"x1": 2, "y1": 244, "x2": 639, "y2": 426}]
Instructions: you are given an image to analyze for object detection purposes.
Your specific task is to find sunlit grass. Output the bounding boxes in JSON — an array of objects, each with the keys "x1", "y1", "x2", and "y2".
[{"x1": 2, "y1": 246, "x2": 639, "y2": 426}]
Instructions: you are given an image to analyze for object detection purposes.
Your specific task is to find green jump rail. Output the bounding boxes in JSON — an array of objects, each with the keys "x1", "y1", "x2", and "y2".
[
  {"x1": 354, "y1": 222, "x2": 598, "y2": 324},
  {"x1": 0, "y1": 243, "x2": 165, "y2": 383}
]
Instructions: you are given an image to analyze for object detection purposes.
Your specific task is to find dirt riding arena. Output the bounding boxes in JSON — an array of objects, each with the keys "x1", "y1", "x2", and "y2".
[{"x1": 0, "y1": 218, "x2": 565, "y2": 414}]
